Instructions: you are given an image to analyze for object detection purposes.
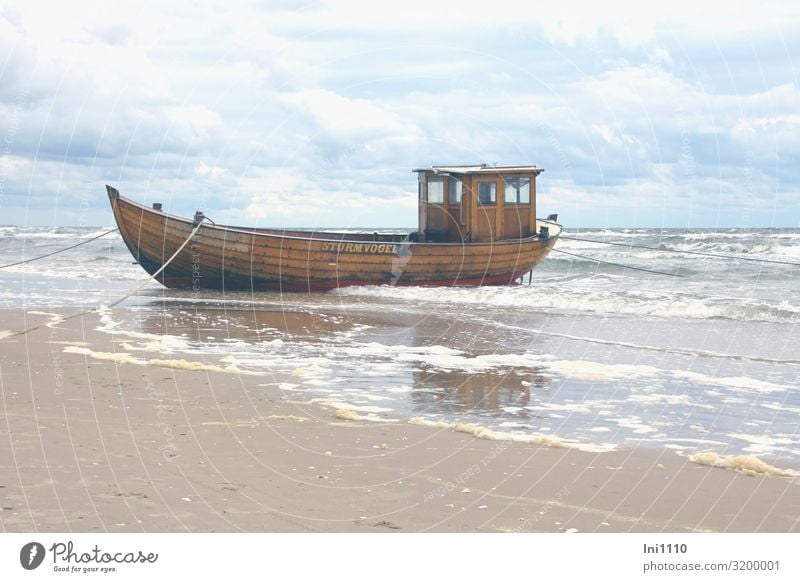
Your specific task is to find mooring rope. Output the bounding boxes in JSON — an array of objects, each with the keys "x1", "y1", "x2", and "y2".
[
  {"x1": 1, "y1": 221, "x2": 205, "y2": 338},
  {"x1": 105, "y1": 221, "x2": 205, "y2": 308},
  {"x1": 551, "y1": 248, "x2": 684, "y2": 277},
  {"x1": 0, "y1": 228, "x2": 119, "y2": 269},
  {"x1": 561, "y1": 234, "x2": 800, "y2": 267}
]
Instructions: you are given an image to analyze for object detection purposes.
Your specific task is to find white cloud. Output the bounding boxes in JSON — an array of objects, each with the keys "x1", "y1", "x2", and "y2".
[
  {"x1": 591, "y1": 124, "x2": 639, "y2": 146},
  {"x1": 2, "y1": 0, "x2": 799, "y2": 227},
  {"x1": 283, "y1": 89, "x2": 419, "y2": 139},
  {"x1": 195, "y1": 162, "x2": 227, "y2": 178}
]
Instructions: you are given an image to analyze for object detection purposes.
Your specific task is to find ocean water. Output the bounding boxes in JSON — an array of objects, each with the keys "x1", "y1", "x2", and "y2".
[{"x1": 1, "y1": 226, "x2": 798, "y2": 463}]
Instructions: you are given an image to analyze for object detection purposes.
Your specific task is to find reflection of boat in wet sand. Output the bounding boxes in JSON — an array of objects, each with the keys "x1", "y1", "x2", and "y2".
[
  {"x1": 107, "y1": 164, "x2": 560, "y2": 292},
  {"x1": 410, "y1": 367, "x2": 554, "y2": 416}
]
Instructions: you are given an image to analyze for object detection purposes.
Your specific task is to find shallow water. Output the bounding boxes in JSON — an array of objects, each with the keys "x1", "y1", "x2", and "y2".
[{"x1": 1, "y1": 226, "x2": 798, "y2": 462}]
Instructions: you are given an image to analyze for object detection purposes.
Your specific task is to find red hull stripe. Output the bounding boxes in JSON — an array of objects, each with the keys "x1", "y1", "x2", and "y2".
[{"x1": 157, "y1": 270, "x2": 530, "y2": 292}]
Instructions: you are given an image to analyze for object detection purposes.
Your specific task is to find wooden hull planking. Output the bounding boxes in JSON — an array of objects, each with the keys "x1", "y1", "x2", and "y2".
[{"x1": 107, "y1": 186, "x2": 560, "y2": 291}]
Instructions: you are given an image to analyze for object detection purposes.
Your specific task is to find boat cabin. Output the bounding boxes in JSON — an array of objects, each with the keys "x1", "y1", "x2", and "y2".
[{"x1": 413, "y1": 164, "x2": 544, "y2": 243}]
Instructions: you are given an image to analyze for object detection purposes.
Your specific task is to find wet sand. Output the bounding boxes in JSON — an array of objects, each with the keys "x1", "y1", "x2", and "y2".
[{"x1": 0, "y1": 308, "x2": 798, "y2": 532}]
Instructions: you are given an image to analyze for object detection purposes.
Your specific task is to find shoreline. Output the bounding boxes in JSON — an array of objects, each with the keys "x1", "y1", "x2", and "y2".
[{"x1": 0, "y1": 307, "x2": 798, "y2": 532}]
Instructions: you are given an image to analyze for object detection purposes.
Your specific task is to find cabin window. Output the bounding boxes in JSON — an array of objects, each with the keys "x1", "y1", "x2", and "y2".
[
  {"x1": 478, "y1": 182, "x2": 496, "y2": 205},
  {"x1": 427, "y1": 177, "x2": 445, "y2": 204},
  {"x1": 504, "y1": 177, "x2": 530, "y2": 204},
  {"x1": 448, "y1": 177, "x2": 463, "y2": 205}
]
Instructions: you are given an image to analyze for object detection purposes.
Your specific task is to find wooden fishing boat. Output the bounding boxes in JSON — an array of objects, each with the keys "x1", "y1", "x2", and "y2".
[{"x1": 106, "y1": 164, "x2": 561, "y2": 292}]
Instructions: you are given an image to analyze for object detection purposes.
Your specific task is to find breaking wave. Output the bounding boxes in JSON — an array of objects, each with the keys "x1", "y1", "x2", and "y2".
[{"x1": 335, "y1": 285, "x2": 800, "y2": 323}]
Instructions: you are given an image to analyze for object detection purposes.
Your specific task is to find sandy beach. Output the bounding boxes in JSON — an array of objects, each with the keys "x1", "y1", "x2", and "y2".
[{"x1": 0, "y1": 307, "x2": 797, "y2": 533}]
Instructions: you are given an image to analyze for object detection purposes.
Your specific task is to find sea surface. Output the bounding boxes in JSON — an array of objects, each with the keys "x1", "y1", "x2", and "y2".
[{"x1": 1, "y1": 226, "x2": 798, "y2": 463}]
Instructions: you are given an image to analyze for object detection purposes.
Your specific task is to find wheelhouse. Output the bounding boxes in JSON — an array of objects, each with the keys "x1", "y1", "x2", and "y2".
[{"x1": 413, "y1": 164, "x2": 545, "y2": 243}]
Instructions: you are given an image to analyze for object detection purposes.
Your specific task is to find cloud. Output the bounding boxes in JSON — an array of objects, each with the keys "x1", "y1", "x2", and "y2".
[
  {"x1": 591, "y1": 123, "x2": 640, "y2": 147},
  {"x1": 1, "y1": 1, "x2": 799, "y2": 228},
  {"x1": 280, "y1": 88, "x2": 423, "y2": 155}
]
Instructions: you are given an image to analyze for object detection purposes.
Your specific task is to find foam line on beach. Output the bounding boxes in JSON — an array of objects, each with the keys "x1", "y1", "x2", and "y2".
[
  {"x1": 689, "y1": 451, "x2": 798, "y2": 477},
  {"x1": 119, "y1": 336, "x2": 193, "y2": 353},
  {"x1": 310, "y1": 340, "x2": 666, "y2": 381},
  {"x1": 62, "y1": 346, "x2": 256, "y2": 375},
  {"x1": 356, "y1": 335, "x2": 795, "y2": 392},
  {"x1": 409, "y1": 417, "x2": 617, "y2": 453},
  {"x1": 226, "y1": 340, "x2": 551, "y2": 375},
  {"x1": 94, "y1": 308, "x2": 195, "y2": 347},
  {"x1": 335, "y1": 341, "x2": 535, "y2": 373},
  {"x1": 95, "y1": 308, "x2": 795, "y2": 395},
  {"x1": 89, "y1": 308, "x2": 793, "y2": 392},
  {"x1": 311, "y1": 398, "x2": 399, "y2": 423},
  {"x1": 334, "y1": 408, "x2": 362, "y2": 421},
  {"x1": 27, "y1": 310, "x2": 67, "y2": 327}
]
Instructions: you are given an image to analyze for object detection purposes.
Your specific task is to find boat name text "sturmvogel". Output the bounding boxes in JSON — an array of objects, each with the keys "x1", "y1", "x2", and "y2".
[{"x1": 320, "y1": 242, "x2": 399, "y2": 255}]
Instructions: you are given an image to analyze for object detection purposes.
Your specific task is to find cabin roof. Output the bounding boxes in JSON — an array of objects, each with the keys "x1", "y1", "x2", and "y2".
[{"x1": 414, "y1": 164, "x2": 544, "y2": 175}]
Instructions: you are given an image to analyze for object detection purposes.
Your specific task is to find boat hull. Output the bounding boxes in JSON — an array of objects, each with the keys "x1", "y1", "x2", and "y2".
[{"x1": 107, "y1": 186, "x2": 560, "y2": 292}]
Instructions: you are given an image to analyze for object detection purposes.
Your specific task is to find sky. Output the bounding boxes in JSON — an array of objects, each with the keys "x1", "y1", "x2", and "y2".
[{"x1": 1, "y1": 0, "x2": 799, "y2": 229}]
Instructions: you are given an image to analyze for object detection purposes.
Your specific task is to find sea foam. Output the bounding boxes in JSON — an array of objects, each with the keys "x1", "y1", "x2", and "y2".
[
  {"x1": 689, "y1": 451, "x2": 797, "y2": 478},
  {"x1": 63, "y1": 346, "x2": 255, "y2": 375},
  {"x1": 409, "y1": 417, "x2": 616, "y2": 453}
]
